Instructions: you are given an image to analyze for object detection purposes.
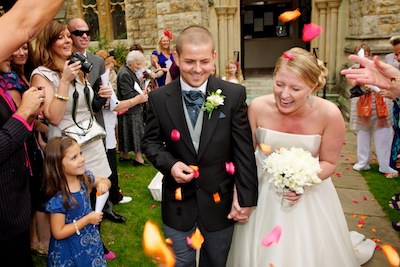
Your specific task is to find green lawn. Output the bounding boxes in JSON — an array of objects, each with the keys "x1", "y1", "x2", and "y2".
[{"x1": 357, "y1": 164, "x2": 400, "y2": 230}]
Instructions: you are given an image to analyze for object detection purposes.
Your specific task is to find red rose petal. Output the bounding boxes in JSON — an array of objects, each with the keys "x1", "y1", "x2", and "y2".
[
  {"x1": 171, "y1": 129, "x2": 180, "y2": 141},
  {"x1": 302, "y1": 23, "x2": 322, "y2": 42}
]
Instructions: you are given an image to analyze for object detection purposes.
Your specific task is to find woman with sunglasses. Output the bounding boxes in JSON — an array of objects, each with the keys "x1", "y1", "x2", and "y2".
[{"x1": 30, "y1": 21, "x2": 113, "y2": 265}]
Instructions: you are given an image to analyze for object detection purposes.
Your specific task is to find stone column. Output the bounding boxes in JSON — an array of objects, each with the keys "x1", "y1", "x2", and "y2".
[
  {"x1": 315, "y1": 0, "x2": 327, "y2": 63},
  {"x1": 327, "y1": 1, "x2": 340, "y2": 89},
  {"x1": 215, "y1": 7, "x2": 228, "y2": 74},
  {"x1": 227, "y1": 7, "x2": 237, "y2": 59}
]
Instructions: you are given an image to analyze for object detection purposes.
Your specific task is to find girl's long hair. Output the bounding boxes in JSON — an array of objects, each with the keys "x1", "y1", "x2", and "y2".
[{"x1": 43, "y1": 136, "x2": 92, "y2": 209}]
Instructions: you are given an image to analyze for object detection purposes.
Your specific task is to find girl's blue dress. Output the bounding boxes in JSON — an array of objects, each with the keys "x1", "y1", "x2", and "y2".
[
  {"x1": 390, "y1": 98, "x2": 400, "y2": 171},
  {"x1": 45, "y1": 171, "x2": 106, "y2": 267}
]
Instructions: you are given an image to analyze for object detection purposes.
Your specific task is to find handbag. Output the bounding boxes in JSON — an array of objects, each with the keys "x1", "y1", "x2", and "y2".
[
  {"x1": 62, "y1": 117, "x2": 106, "y2": 146},
  {"x1": 62, "y1": 79, "x2": 106, "y2": 146}
]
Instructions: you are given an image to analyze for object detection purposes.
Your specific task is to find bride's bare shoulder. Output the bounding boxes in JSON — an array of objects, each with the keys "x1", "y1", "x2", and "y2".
[{"x1": 249, "y1": 94, "x2": 274, "y2": 110}]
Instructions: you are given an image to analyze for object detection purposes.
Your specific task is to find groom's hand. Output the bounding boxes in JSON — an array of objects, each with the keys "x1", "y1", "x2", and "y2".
[{"x1": 171, "y1": 161, "x2": 196, "y2": 183}]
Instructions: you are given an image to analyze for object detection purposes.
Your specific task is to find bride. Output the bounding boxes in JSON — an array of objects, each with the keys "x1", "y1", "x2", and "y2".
[{"x1": 226, "y1": 47, "x2": 374, "y2": 267}]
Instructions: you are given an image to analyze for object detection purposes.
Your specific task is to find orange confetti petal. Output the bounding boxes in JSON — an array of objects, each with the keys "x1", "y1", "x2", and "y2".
[
  {"x1": 175, "y1": 187, "x2": 182, "y2": 201},
  {"x1": 259, "y1": 143, "x2": 272, "y2": 155},
  {"x1": 189, "y1": 165, "x2": 200, "y2": 178},
  {"x1": 360, "y1": 215, "x2": 367, "y2": 220},
  {"x1": 346, "y1": 166, "x2": 350, "y2": 170},
  {"x1": 371, "y1": 228, "x2": 377, "y2": 233},
  {"x1": 353, "y1": 214, "x2": 358, "y2": 218},
  {"x1": 278, "y1": 8, "x2": 301, "y2": 23},
  {"x1": 382, "y1": 244, "x2": 400, "y2": 267},
  {"x1": 189, "y1": 165, "x2": 199, "y2": 171},
  {"x1": 143, "y1": 221, "x2": 176, "y2": 267},
  {"x1": 186, "y1": 228, "x2": 204, "y2": 250},
  {"x1": 356, "y1": 224, "x2": 364, "y2": 228},
  {"x1": 213, "y1": 192, "x2": 221, "y2": 203}
]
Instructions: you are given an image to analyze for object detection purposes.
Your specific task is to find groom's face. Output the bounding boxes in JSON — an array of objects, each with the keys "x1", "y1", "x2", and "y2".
[{"x1": 174, "y1": 42, "x2": 216, "y2": 88}]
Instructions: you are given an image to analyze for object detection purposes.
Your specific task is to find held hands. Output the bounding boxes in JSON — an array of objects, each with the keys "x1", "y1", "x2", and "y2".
[
  {"x1": 86, "y1": 211, "x2": 103, "y2": 225},
  {"x1": 171, "y1": 161, "x2": 196, "y2": 183},
  {"x1": 227, "y1": 187, "x2": 253, "y2": 223}
]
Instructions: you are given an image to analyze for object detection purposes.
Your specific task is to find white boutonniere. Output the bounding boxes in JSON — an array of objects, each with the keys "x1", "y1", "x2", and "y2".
[{"x1": 202, "y1": 89, "x2": 225, "y2": 119}]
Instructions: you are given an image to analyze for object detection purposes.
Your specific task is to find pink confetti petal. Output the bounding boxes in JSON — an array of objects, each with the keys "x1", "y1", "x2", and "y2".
[
  {"x1": 261, "y1": 225, "x2": 282, "y2": 247},
  {"x1": 302, "y1": 23, "x2": 322, "y2": 42},
  {"x1": 171, "y1": 129, "x2": 180, "y2": 141},
  {"x1": 151, "y1": 204, "x2": 155, "y2": 209},
  {"x1": 352, "y1": 199, "x2": 358, "y2": 203},
  {"x1": 225, "y1": 162, "x2": 235, "y2": 175},
  {"x1": 335, "y1": 172, "x2": 342, "y2": 177},
  {"x1": 363, "y1": 196, "x2": 367, "y2": 200},
  {"x1": 358, "y1": 220, "x2": 364, "y2": 225}
]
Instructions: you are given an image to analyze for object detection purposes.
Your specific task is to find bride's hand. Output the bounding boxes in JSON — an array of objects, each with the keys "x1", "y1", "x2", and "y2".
[{"x1": 284, "y1": 190, "x2": 302, "y2": 205}]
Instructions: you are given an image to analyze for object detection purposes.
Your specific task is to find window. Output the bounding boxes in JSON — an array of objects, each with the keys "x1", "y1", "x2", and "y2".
[{"x1": 80, "y1": 0, "x2": 127, "y2": 41}]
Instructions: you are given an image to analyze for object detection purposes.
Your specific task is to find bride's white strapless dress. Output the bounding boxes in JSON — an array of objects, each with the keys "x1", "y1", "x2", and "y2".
[{"x1": 226, "y1": 128, "x2": 365, "y2": 267}]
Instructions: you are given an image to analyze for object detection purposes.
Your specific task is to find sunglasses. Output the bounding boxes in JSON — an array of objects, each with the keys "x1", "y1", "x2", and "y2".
[{"x1": 71, "y1": 30, "x2": 90, "y2": 37}]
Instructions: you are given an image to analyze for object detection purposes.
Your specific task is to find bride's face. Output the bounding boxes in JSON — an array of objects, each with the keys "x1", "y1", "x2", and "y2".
[{"x1": 273, "y1": 65, "x2": 314, "y2": 114}]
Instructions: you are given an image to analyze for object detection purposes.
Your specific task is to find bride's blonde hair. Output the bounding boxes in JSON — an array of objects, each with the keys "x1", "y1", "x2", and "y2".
[{"x1": 274, "y1": 47, "x2": 328, "y2": 92}]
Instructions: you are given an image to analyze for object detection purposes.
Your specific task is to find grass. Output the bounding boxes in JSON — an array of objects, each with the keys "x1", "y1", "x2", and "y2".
[
  {"x1": 358, "y1": 163, "x2": 400, "y2": 228},
  {"x1": 33, "y1": 159, "x2": 400, "y2": 266},
  {"x1": 34, "y1": 156, "x2": 162, "y2": 266}
]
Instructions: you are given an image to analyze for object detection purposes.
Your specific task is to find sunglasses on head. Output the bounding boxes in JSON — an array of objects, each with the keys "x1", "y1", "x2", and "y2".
[{"x1": 71, "y1": 30, "x2": 90, "y2": 37}]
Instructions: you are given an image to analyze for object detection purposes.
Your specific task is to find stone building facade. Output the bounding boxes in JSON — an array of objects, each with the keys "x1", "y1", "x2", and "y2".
[{"x1": 55, "y1": 0, "x2": 400, "y2": 116}]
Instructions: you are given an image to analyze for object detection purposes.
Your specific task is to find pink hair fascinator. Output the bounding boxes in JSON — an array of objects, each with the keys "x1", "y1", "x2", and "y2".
[
  {"x1": 164, "y1": 29, "x2": 173, "y2": 40},
  {"x1": 282, "y1": 52, "x2": 295, "y2": 60},
  {"x1": 302, "y1": 23, "x2": 322, "y2": 42}
]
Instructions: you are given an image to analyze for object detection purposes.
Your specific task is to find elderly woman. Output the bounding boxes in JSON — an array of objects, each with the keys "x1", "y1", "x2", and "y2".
[{"x1": 117, "y1": 50, "x2": 149, "y2": 166}]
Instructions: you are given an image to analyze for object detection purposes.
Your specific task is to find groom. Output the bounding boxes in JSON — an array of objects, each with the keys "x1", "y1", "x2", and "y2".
[{"x1": 142, "y1": 25, "x2": 258, "y2": 267}]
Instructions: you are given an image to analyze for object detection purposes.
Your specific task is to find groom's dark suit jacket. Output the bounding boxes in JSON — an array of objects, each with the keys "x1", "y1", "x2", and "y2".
[{"x1": 142, "y1": 76, "x2": 258, "y2": 232}]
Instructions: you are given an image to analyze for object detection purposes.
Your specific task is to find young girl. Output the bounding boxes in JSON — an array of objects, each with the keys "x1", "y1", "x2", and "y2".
[
  {"x1": 43, "y1": 136, "x2": 111, "y2": 266},
  {"x1": 222, "y1": 60, "x2": 244, "y2": 84}
]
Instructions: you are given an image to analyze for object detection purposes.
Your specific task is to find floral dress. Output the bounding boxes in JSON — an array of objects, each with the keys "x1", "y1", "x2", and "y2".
[{"x1": 45, "y1": 171, "x2": 106, "y2": 267}]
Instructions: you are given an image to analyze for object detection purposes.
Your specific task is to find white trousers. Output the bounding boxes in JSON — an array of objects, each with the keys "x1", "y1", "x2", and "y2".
[{"x1": 356, "y1": 127, "x2": 397, "y2": 173}]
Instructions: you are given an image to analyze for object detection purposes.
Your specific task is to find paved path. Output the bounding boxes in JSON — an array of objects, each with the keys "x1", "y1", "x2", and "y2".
[
  {"x1": 244, "y1": 72, "x2": 400, "y2": 266},
  {"x1": 335, "y1": 130, "x2": 400, "y2": 266}
]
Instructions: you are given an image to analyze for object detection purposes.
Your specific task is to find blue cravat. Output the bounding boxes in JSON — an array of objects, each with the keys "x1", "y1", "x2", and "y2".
[{"x1": 182, "y1": 90, "x2": 205, "y2": 127}]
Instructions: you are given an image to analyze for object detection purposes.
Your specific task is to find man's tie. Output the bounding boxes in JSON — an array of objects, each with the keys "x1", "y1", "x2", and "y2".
[{"x1": 182, "y1": 90, "x2": 205, "y2": 127}]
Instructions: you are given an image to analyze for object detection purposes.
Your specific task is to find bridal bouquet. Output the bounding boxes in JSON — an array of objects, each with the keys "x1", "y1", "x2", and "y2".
[{"x1": 263, "y1": 147, "x2": 322, "y2": 195}]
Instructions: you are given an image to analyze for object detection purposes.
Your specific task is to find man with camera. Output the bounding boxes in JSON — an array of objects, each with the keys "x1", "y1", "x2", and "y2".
[{"x1": 67, "y1": 18, "x2": 130, "y2": 223}]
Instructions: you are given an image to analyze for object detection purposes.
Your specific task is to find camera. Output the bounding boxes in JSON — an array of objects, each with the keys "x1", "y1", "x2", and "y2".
[
  {"x1": 350, "y1": 85, "x2": 365, "y2": 98},
  {"x1": 69, "y1": 52, "x2": 93, "y2": 73}
]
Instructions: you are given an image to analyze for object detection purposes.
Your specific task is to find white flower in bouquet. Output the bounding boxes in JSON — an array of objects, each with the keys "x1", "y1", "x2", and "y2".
[{"x1": 263, "y1": 147, "x2": 322, "y2": 194}]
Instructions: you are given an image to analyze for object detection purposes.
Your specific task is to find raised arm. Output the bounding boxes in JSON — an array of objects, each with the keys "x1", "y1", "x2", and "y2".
[{"x1": 0, "y1": 0, "x2": 65, "y2": 61}]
